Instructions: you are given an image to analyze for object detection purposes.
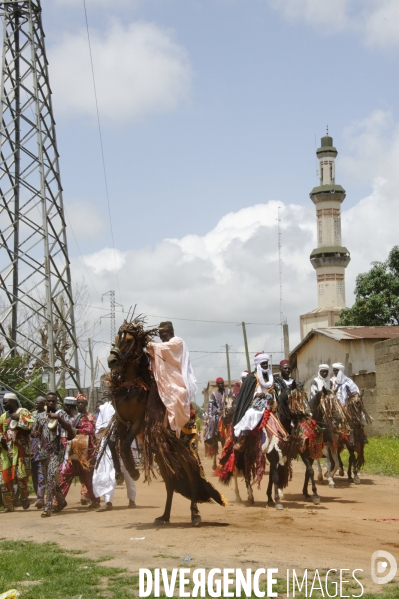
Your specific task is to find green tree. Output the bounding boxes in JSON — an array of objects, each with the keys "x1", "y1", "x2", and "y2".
[
  {"x1": 0, "y1": 355, "x2": 48, "y2": 408},
  {"x1": 191, "y1": 401, "x2": 204, "y2": 418},
  {"x1": 337, "y1": 246, "x2": 399, "y2": 326}
]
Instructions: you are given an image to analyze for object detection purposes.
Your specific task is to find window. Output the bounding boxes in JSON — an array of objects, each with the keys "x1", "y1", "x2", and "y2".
[
  {"x1": 334, "y1": 218, "x2": 341, "y2": 244},
  {"x1": 318, "y1": 220, "x2": 323, "y2": 244},
  {"x1": 338, "y1": 282, "x2": 344, "y2": 296},
  {"x1": 320, "y1": 163, "x2": 323, "y2": 184},
  {"x1": 318, "y1": 283, "x2": 324, "y2": 296}
]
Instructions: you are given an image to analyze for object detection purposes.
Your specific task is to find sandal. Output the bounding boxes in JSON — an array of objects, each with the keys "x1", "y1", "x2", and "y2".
[
  {"x1": 3, "y1": 506, "x2": 15, "y2": 513},
  {"x1": 22, "y1": 499, "x2": 30, "y2": 510},
  {"x1": 97, "y1": 502, "x2": 113, "y2": 512},
  {"x1": 53, "y1": 500, "x2": 67, "y2": 513},
  {"x1": 41, "y1": 510, "x2": 51, "y2": 518}
]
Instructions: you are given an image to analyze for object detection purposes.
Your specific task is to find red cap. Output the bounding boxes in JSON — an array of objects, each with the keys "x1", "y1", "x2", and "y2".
[
  {"x1": 280, "y1": 359, "x2": 290, "y2": 367},
  {"x1": 216, "y1": 377, "x2": 224, "y2": 383}
]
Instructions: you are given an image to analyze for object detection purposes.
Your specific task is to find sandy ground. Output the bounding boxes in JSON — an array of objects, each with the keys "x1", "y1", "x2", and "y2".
[{"x1": 1, "y1": 444, "x2": 398, "y2": 594}]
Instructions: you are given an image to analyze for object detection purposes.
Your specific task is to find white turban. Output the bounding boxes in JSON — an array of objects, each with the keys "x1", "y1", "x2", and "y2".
[
  {"x1": 318, "y1": 364, "x2": 329, "y2": 377},
  {"x1": 3, "y1": 393, "x2": 18, "y2": 400},
  {"x1": 332, "y1": 363, "x2": 346, "y2": 385},
  {"x1": 241, "y1": 371, "x2": 249, "y2": 379},
  {"x1": 313, "y1": 364, "x2": 330, "y2": 393},
  {"x1": 254, "y1": 353, "x2": 273, "y2": 390}
]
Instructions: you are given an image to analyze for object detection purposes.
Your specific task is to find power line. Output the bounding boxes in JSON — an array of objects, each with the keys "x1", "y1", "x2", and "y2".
[
  {"x1": 73, "y1": 304, "x2": 279, "y2": 326},
  {"x1": 82, "y1": 0, "x2": 122, "y2": 304}
]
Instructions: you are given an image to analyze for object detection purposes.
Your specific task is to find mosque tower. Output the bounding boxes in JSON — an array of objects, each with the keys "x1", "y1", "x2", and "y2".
[{"x1": 300, "y1": 131, "x2": 351, "y2": 339}]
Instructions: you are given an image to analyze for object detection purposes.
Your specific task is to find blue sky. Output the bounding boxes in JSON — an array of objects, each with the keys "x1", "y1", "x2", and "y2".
[{"x1": 31, "y1": 1, "x2": 399, "y2": 395}]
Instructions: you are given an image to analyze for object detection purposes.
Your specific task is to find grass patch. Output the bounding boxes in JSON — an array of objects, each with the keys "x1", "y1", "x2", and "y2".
[
  {"x1": 339, "y1": 435, "x2": 399, "y2": 477},
  {"x1": 0, "y1": 539, "x2": 138, "y2": 599},
  {"x1": 1, "y1": 541, "x2": 399, "y2": 599}
]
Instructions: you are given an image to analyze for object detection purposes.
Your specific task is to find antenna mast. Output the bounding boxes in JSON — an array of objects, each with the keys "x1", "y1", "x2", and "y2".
[
  {"x1": 0, "y1": 0, "x2": 80, "y2": 391},
  {"x1": 277, "y1": 206, "x2": 284, "y2": 353}
]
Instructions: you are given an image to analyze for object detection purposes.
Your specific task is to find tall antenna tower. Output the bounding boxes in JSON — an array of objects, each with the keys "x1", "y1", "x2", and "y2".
[
  {"x1": 277, "y1": 206, "x2": 284, "y2": 353},
  {"x1": 102, "y1": 290, "x2": 123, "y2": 345},
  {"x1": 0, "y1": 0, "x2": 80, "y2": 391}
]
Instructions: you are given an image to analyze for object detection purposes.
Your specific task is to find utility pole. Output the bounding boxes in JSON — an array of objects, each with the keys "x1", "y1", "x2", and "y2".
[
  {"x1": 88, "y1": 338, "x2": 94, "y2": 411},
  {"x1": 225, "y1": 344, "x2": 231, "y2": 391},
  {"x1": 283, "y1": 323, "x2": 290, "y2": 360},
  {"x1": 241, "y1": 322, "x2": 251, "y2": 372},
  {"x1": 277, "y1": 206, "x2": 284, "y2": 355},
  {"x1": 0, "y1": 0, "x2": 80, "y2": 391}
]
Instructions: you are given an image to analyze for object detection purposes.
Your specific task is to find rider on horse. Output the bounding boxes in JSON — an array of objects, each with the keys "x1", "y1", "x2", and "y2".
[
  {"x1": 330, "y1": 363, "x2": 359, "y2": 405},
  {"x1": 232, "y1": 352, "x2": 277, "y2": 451}
]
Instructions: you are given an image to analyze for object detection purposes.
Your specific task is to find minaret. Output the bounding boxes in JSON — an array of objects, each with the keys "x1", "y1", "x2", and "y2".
[{"x1": 300, "y1": 131, "x2": 350, "y2": 338}]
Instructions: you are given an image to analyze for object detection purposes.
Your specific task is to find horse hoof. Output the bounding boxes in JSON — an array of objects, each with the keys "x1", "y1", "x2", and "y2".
[
  {"x1": 275, "y1": 503, "x2": 284, "y2": 510},
  {"x1": 328, "y1": 481, "x2": 335, "y2": 488},
  {"x1": 347, "y1": 478, "x2": 354, "y2": 484},
  {"x1": 323, "y1": 472, "x2": 328, "y2": 479},
  {"x1": 131, "y1": 470, "x2": 140, "y2": 482},
  {"x1": 154, "y1": 516, "x2": 170, "y2": 525},
  {"x1": 278, "y1": 489, "x2": 285, "y2": 500},
  {"x1": 311, "y1": 495, "x2": 321, "y2": 505},
  {"x1": 267, "y1": 500, "x2": 275, "y2": 507},
  {"x1": 354, "y1": 476, "x2": 360, "y2": 485},
  {"x1": 192, "y1": 514, "x2": 201, "y2": 527},
  {"x1": 339, "y1": 469, "x2": 344, "y2": 477},
  {"x1": 247, "y1": 497, "x2": 255, "y2": 505},
  {"x1": 318, "y1": 474, "x2": 323, "y2": 482}
]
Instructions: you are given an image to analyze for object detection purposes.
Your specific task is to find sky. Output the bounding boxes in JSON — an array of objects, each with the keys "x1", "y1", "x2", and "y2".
[{"x1": 22, "y1": 0, "x2": 399, "y2": 400}]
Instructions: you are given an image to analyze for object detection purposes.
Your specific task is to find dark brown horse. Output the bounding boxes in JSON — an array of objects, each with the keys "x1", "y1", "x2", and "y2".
[{"x1": 104, "y1": 317, "x2": 226, "y2": 526}]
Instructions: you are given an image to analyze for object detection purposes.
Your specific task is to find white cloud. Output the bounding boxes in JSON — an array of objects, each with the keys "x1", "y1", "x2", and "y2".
[
  {"x1": 74, "y1": 110, "x2": 399, "y2": 397},
  {"x1": 83, "y1": 247, "x2": 126, "y2": 274},
  {"x1": 269, "y1": 0, "x2": 399, "y2": 48},
  {"x1": 48, "y1": 20, "x2": 192, "y2": 122},
  {"x1": 65, "y1": 201, "x2": 105, "y2": 239}
]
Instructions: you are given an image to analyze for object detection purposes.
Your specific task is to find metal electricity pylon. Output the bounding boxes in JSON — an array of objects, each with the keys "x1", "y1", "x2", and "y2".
[
  {"x1": 101, "y1": 290, "x2": 123, "y2": 345},
  {"x1": 0, "y1": 0, "x2": 80, "y2": 391}
]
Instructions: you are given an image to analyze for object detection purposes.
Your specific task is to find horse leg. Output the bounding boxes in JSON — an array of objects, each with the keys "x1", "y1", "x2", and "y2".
[
  {"x1": 325, "y1": 446, "x2": 335, "y2": 488},
  {"x1": 267, "y1": 450, "x2": 283, "y2": 510},
  {"x1": 189, "y1": 478, "x2": 201, "y2": 527},
  {"x1": 212, "y1": 441, "x2": 218, "y2": 470},
  {"x1": 247, "y1": 483, "x2": 254, "y2": 505},
  {"x1": 338, "y1": 449, "x2": 345, "y2": 477},
  {"x1": 154, "y1": 477, "x2": 174, "y2": 524},
  {"x1": 316, "y1": 459, "x2": 323, "y2": 482},
  {"x1": 233, "y1": 467, "x2": 242, "y2": 503},
  {"x1": 347, "y1": 446, "x2": 359, "y2": 484},
  {"x1": 301, "y1": 450, "x2": 320, "y2": 504}
]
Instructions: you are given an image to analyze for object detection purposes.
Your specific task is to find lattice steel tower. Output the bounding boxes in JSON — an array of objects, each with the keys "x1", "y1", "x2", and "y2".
[{"x1": 0, "y1": 0, "x2": 80, "y2": 391}]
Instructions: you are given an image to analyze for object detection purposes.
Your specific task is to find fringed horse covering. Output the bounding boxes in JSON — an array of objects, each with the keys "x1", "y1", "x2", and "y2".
[{"x1": 143, "y1": 382, "x2": 227, "y2": 506}]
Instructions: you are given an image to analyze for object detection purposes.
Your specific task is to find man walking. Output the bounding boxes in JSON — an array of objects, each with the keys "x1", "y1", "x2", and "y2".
[
  {"x1": 32, "y1": 391, "x2": 73, "y2": 517},
  {"x1": 0, "y1": 393, "x2": 34, "y2": 512},
  {"x1": 30, "y1": 396, "x2": 46, "y2": 509},
  {"x1": 204, "y1": 377, "x2": 229, "y2": 467},
  {"x1": 94, "y1": 401, "x2": 137, "y2": 512},
  {"x1": 58, "y1": 394, "x2": 99, "y2": 508}
]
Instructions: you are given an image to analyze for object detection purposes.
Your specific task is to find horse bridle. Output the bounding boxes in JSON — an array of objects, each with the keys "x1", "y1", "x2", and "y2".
[{"x1": 110, "y1": 327, "x2": 142, "y2": 365}]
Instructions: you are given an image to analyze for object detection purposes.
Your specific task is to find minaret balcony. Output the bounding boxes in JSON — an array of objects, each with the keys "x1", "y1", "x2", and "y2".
[
  {"x1": 310, "y1": 246, "x2": 351, "y2": 270},
  {"x1": 310, "y1": 184, "x2": 346, "y2": 204}
]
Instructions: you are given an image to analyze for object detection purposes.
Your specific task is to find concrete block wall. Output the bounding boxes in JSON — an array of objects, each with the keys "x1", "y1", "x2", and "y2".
[{"x1": 373, "y1": 337, "x2": 399, "y2": 435}]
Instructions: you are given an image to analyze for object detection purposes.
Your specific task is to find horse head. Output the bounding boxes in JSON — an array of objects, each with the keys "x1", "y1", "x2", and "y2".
[
  {"x1": 223, "y1": 393, "x2": 235, "y2": 424},
  {"x1": 107, "y1": 317, "x2": 157, "y2": 372}
]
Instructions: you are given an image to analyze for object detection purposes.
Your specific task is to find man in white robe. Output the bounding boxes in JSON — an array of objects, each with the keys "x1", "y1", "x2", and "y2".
[
  {"x1": 330, "y1": 363, "x2": 359, "y2": 405},
  {"x1": 93, "y1": 402, "x2": 137, "y2": 512},
  {"x1": 233, "y1": 352, "x2": 276, "y2": 448},
  {"x1": 310, "y1": 364, "x2": 330, "y2": 400},
  {"x1": 146, "y1": 321, "x2": 197, "y2": 437}
]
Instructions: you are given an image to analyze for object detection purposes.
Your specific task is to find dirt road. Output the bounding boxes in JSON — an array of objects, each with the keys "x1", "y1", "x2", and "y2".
[{"x1": 1, "y1": 447, "x2": 398, "y2": 593}]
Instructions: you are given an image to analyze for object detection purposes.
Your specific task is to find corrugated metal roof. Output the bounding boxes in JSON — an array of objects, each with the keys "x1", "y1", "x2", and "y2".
[
  {"x1": 316, "y1": 326, "x2": 399, "y2": 341},
  {"x1": 290, "y1": 326, "x2": 399, "y2": 358}
]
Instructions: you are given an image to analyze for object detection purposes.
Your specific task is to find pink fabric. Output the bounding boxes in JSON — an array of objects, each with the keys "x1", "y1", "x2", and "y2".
[{"x1": 147, "y1": 337, "x2": 193, "y2": 436}]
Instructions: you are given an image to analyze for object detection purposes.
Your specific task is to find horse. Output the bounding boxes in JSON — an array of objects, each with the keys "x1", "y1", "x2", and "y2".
[
  {"x1": 103, "y1": 317, "x2": 226, "y2": 526},
  {"x1": 216, "y1": 390, "x2": 292, "y2": 510},
  {"x1": 315, "y1": 389, "x2": 371, "y2": 486},
  {"x1": 205, "y1": 390, "x2": 234, "y2": 469}
]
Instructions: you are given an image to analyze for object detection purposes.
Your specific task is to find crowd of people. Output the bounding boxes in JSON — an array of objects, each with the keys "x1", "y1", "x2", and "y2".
[
  {"x1": 0, "y1": 312, "x2": 361, "y2": 517},
  {"x1": 0, "y1": 392, "x2": 138, "y2": 515}
]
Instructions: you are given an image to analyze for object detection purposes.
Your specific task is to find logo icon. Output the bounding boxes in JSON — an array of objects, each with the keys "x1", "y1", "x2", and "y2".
[{"x1": 371, "y1": 550, "x2": 397, "y2": 585}]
